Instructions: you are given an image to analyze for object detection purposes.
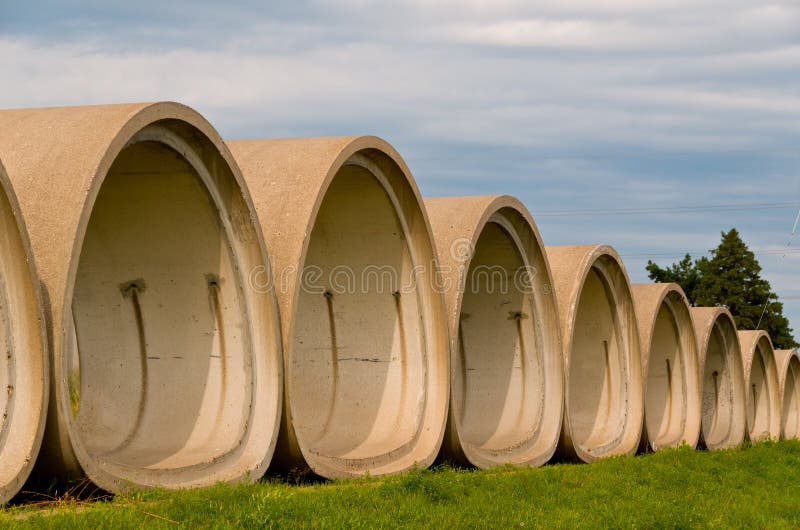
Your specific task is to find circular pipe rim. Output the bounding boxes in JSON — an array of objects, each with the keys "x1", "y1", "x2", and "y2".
[
  {"x1": 631, "y1": 283, "x2": 702, "y2": 451},
  {"x1": 424, "y1": 195, "x2": 564, "y2": 468},
  {"x1": 545, "y1": 244, "x2": 644, "y2": 463},
  {"x1": 690, "y1": 307, "x2": 747, "y2": 450},
  {"x1": 738, "y1": 330, "x2": 781, "y2": 442},
  {"x1": 228, "y1": 136, "x2": 450, "y2": 479},
  {"x1": 774, "y1": 348, "x2": 800, "y2": 440},
  {"x1": 0, "y1": 158, "x2": 48, "y2": 503},
  {"x1": 0, "y1": 102, "x2": 283, "y2": 492}
]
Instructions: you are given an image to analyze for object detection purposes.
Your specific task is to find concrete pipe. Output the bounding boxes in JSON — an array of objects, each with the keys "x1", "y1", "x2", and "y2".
[
  {"x1": 631, "y1": 283, "x2": 701, "y2": 451},
  {"x1": 773, "y1": 349, "x2": 800, "y2": 440},
  {"x1": 0, "y1": 159, "x2": 48, "y2": 503},
  {"x1": 227, "y1": 136, "x2": 449, "y2": 479},
  {"x1": 424, "y1": 195, "x2": 563, "y2": 468},
  {"x1": 738, "y1": 330, "x2": 781, "y2": 442},
  {"x1": 690, "y1": 307, "x2": 747, "y2": 450},
  {"x1": 545, "y1": 245, "x2": 644, "y2": 462},
  {"x1": 0, "y1": 103, "x2": 283, "y2": 492}
]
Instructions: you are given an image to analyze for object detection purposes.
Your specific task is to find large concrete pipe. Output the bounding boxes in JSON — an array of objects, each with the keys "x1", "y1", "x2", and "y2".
[
  {"x1": 0, "y1": 103, "x2": 283, "y2": 492},
  {"x1": 773, "y1": 349, "x2": 800, "y2": 440},
  {"x1": 631, "y1": 284, "x2": 701, "y2": 451},
  {"x1": 545, "y1": 245, "x2": 644, "y2": 462},
  {"x1": 424, "y1": 195, "x2": 563, "y2": 468},
  {"x1": 738, "y1": 330, "x2": 781, "y2": 442},
  {"x1": 690, "y1": 307, "x2": 746, "y2": 450},
  {"x1": 0, "y1": 159, "x2": 48, "y2": 503},
  {"x1": 227, "y1": 136, "x2": 449, "y2": 479}
]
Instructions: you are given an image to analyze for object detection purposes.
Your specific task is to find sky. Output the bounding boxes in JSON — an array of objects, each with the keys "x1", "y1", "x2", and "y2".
[{"x1": 1, "y1": 1, "x2": 799, "y2": 334}]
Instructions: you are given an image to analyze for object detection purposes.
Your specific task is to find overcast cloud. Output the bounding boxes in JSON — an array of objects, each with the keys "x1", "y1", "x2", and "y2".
[{"x1": 1, "y1": 1, "x2": 799, "y2": 330}]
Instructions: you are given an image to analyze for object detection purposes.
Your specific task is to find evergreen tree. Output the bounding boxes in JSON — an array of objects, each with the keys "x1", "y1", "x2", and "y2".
[
  {"x1": 646, "y1": 228, "x2": 798, "y2": 349},
  {"x1": 645, "y1": 253, "x2": 703, "y2": 303}
]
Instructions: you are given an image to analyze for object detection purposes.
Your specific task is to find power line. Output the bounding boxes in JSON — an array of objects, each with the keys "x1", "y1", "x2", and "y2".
[
  {"x1": 534, "y1": 202, "x2": 800, "y2": 217},
  {"x1": 784, "y1": 207, "x2": 800, "y2": 256},
  {"x1": 621, "y1": 248, "x2": 800, "y2": 259},
  {"x1": 758, "y1": 205, "x2": 800, "y2": 327}
]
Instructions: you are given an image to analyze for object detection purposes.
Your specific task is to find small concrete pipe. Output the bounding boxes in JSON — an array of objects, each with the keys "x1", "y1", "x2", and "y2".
[
  {"x1": 0, "y1": 159, "x2": 48, "y2": 503},
  {"x1": 0, "y1": 103, "x2": 283, "y2": 492},
  {"x1": 773, "y1": 349, "x2": 800, "y2": 440},
  {"x1": 424, "y1": 195, "x2": 564, "y2": 468},
  {"x1": 690, "y1": 307, "x2": 747, "y2": 450},
  {"x1": 545, "y1": 245, "x2": 644, "y2": 462},
  {"x1": 228, "y1": 136, "x2": 449, "y2": 479},
  {"x1": 631, "y1": 283, "x2": 701, "y2": 451},
  {"x1": 738, "y1": 330, "x2": 781, "y2": 442}
]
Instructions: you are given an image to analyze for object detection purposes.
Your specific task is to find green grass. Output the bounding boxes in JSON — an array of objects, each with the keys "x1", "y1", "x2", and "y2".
[{"x1": 4, "y1": 441, "x2": 800, "y2": 528}]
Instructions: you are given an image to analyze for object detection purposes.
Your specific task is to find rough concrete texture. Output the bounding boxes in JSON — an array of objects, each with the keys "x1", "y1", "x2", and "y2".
[
  {"x1": 545, "y1": 245, "x2": 644, "y2": 462},
  {"x1": 631, "y1": 283, "x2": 701, "y2": 451},
  {"x1": 773, "y1": 349, "x2": 800, "y2": 440},
  {"x1": 690, "y1": 307, "x2": 747, "y2": 450},
  {"x1": 424, "y1": 195, "x2": 563, "y2": 468},
  {"x1": 227, "y1": 136, "x2": 449, "y2": 479},
  {"x1": 738, "y1": 330, "x2": 781, "y2": 442},
  {"x1": 0, "y1": 103, "x2": 283, "y2": 492},
  {"x1": 0, "y1": 158, "x2": 48, "y2": 503}
]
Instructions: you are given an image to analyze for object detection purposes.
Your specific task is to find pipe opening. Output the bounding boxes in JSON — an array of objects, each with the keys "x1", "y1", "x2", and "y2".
[
  {"x1": 569, "y1": 267, "x2": 626, "y2": 454},
  {"x1": 700, "y1": 317, "x2": 742, "y2": 448},
  {"x1": 783, "y1": 356, "x2": 800, "y2": 439},
  {"x1": 702, "y1": 326, "x2": 731, "y2": 444},
  {"x1": 70, "y1": 139, "x2": 253, "y2": 471},
  {"x1": 0, "y1": 161, "x2": 47, "y2": 503},
  {"x1": 290, "y1": 163, "x2": 425, "y2": 462},
  {"x1": 747, "y1": 346, "x2": 772, "y2": 441},
  {"x1": 644, "y1": 304, "x2": 687, "y2": 447},
  {"x1": 455, "y1": 222, "x2": 543, "y2": 452}
]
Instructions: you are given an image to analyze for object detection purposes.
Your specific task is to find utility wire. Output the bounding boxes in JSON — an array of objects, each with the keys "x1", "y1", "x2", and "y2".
[
  {"x1": 622, "y1": 248, "x2": 800, "y2": 259},
  {"x1": 783, "y1": 207, "x2": 800, "y2": 257},
  {"x1": 756, "y1": 298, "x2": 770, "y2": 330},
  {"x1": 756, "y1": 204, "x2": 800, "y2": 329},
  {"x1": 534, "y1": 196, "x2": 800, "y2": 330},
  {"x1": 534, "y1": 201, "x2": 800, "y2": 217}
]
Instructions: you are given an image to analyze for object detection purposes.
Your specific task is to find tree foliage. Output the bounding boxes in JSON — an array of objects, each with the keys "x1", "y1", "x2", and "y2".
[{"x1": 646, "y1": 228, "x2": 797, "y2": 349}]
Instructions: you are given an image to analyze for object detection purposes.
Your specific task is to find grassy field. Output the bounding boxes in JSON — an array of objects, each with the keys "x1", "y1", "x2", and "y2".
[{"x1": 3, "y1": 441, "x2": 800, "y2": 528}]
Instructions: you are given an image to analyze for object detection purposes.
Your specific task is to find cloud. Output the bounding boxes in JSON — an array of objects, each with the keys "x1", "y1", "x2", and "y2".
[
  {"x1": 0, "y1": 1, "x2": 798, "y2": 329},
  {"x1": 434, "y1": 4, "x2": 800, "y2": 52}
]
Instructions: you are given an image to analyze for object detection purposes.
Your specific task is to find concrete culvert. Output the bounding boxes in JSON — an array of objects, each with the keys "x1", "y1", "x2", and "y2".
[
  {"x1": 772, "y1": 349, "x2": 800, "y2": 440},
  {"x1": 228, "y1": 137, "x2": 449, "y2": 479},
  {"x1": 424, "y1": 195, "x2": 563, "y2": 468},
  {"x1": 738, "y1": 330, "x2": 781, "y2": 442},
  {"x1": 0, "y1": 159, "x2": 48, "y2": 503},
  {"x1": 690, "y1": 308, "x2": 747, "y2": 450},
  {"x1": 631, "y1": 284, "x2": 701, "y2": 451},
  {"x1": 0, "y1": 103, "x2": 283, "y2": 492},
  {"x1": 545, "y1": 245, "x2": 644, "y2": 462}
]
